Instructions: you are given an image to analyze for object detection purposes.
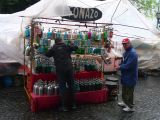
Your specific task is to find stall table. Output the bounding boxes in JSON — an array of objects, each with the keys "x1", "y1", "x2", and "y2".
[{"x1": 24, "y1": 71, "x2": 109, "y2": 112}]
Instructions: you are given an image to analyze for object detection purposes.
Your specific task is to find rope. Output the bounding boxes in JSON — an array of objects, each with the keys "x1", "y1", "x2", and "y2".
[{"x1": 111, "y1": 0, "x2": 122, "y2": 22}]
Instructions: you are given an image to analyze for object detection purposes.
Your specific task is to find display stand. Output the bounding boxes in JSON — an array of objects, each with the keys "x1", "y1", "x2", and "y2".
[
  {"x1": 31, "y1": 89, "x2": 107, "y2": 112},
  {"x1": 23, "y1": 18, "x2": 113, "y2": 112},
  {"x1": 25, "y1": 70, "x2": 109, "y2": 112}
]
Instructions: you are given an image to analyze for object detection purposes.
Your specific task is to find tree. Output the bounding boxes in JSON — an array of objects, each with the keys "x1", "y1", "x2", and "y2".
[{"x1": 129, "y1": 0, "x2": 157, "y2": 18}]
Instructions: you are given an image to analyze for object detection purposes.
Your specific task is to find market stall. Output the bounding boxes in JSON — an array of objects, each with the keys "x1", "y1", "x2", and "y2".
[{"x1": 22, "y1": 16, "x2": 118, "y2": 112}]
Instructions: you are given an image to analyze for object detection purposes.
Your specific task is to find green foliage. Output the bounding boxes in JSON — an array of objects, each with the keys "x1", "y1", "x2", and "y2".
[{"x1": 130, "y1": 0, "x2": 157, "y2": 18}]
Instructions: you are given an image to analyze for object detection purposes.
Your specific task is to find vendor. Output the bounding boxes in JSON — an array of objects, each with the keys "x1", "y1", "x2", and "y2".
[{"x1": 45, "y1": 37, "x2": 78, "y2": 112}]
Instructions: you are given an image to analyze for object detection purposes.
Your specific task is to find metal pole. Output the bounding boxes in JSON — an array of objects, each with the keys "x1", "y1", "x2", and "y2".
[{"x1": 30, "y1": 20, "x2": 35, "y2": 74}]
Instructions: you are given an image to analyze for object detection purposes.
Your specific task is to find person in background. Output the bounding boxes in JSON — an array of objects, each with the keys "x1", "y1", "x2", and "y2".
[
  {"x1": 115, "y1": 38, "x2": 138, "y2": 112},
  {"x1": 45, "y1": 37, "x2": 78, "y2": 112}
]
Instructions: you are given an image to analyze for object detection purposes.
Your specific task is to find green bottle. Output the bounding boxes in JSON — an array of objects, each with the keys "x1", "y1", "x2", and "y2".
[
  {"x1": 85, "y1": 33, "x2": 88, "y2": 40},
  {"x1": 104, "y1": 31, "x2": 108, "y2": 42}
]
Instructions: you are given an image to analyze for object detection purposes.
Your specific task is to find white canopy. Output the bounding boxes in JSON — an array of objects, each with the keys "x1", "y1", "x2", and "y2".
[
  {"x1": 0, "y1": 0, "x2": 72, "y2": 64},
  {"x1": 65, "y1": 0, "x2": 160, "y2": 39},
  {"x1": 0, "y1": 0, "x2": 160, "y2": 69},
  {"x1": 20, "y1": 0, "x2": 72, "y2": 18}
]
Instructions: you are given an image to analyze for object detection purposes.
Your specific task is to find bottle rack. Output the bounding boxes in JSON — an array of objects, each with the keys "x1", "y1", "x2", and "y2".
[{"x1": 23, "y1": 18, "x2": 112, "y2": 112}]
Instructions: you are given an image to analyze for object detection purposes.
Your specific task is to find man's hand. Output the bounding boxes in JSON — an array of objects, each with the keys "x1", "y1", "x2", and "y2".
[{"x1": 33, "y1": 43, "x2": 39, "y2": 49}]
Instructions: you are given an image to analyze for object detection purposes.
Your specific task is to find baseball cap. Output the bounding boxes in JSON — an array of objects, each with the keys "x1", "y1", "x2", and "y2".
[{"x1": 122, "y1": 38, "x2": 130, "y2": 44}]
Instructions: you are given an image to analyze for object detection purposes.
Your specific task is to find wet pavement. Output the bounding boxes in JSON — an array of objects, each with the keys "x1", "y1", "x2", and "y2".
[{"x1": 0, "y1": 75, "x2": 160, "y2": 120}]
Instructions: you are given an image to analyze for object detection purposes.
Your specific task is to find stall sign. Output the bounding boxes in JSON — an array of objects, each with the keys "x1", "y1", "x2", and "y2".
[{"x1": 63, "y1": 7, "x2": 102, "y2": 21}]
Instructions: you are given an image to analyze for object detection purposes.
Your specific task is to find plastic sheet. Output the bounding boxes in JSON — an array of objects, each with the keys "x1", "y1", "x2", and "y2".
[{"x1": 0, "y1": 0, "x2": 160, "y2": 70}]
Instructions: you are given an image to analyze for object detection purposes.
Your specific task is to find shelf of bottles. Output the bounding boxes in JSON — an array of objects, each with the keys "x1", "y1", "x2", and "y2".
[
  {"x1": 32, "y1": 74, "x2": 103, "y2": 96},
  {"x1": 33, "y1": 79, "x2": 59, "y2": 96},
  {"x1": 24, "y1": 22, "x2": 113, "y2": 74},
  {"x1": 72, "y1": 56, "x2": 100, "y2": 72},
  {"x1": 24, "y1": 21, "x2": 114, "y2": 97},
  {"x1": 74, "y1": 77, "x2": 103, "y2": 92}
]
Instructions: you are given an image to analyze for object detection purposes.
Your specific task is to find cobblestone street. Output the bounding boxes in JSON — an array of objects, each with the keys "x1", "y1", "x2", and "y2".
[{"x1": 0, "y1": 75, "x2": 160, "y2": 120}]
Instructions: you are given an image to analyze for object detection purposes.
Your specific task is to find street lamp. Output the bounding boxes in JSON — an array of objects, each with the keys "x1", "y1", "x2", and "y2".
[{"x1": 156, "y1": 12, "x2": 160, "y2": 29}]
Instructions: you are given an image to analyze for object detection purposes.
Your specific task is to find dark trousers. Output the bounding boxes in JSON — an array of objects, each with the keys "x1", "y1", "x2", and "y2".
[
  {"x1": 56, "y1": 69, "x2": 75, "y2": 107},
  {"x1": 122, "y1": 85, "x2": 134, "y2": 108}
]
